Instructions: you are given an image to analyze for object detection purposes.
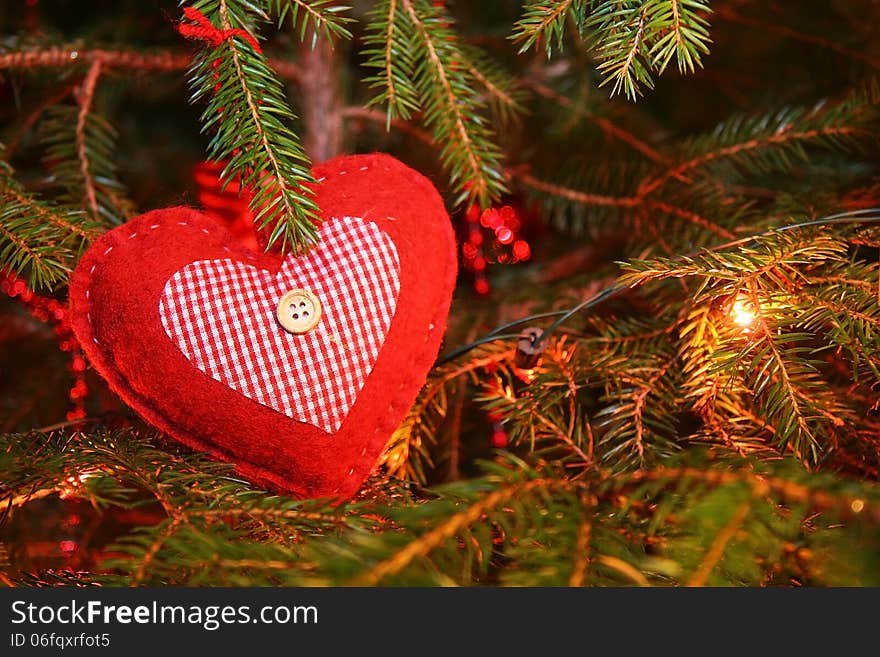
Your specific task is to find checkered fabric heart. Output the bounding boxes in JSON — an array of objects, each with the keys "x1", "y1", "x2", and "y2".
[{"x1": 159, "y1": 216, "x2": 400, "y2": 433}]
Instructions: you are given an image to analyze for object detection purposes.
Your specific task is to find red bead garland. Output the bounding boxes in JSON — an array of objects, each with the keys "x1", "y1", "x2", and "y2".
[
  {"x1": 1, "y1": 270, "x2": 87, "y2": 422},
  {"x1": 461, "y1": 203, "x2": 531, "y2": 295}
]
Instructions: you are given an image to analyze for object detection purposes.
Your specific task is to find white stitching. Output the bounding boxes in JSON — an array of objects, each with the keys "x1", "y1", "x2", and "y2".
[{"x1": 103, "y1": 246, "x2": 113, "y2": 255}]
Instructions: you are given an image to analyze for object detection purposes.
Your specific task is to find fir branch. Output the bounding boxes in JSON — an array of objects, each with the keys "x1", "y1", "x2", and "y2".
[
  {"x1": 76, "y1": 60, "x2": 102, "y2": 220},
  {"x1": 480, "y1": 368, "x2": 592, "y2": 466},
  {"x1": 592, "y1": 349, "x2": 682, "y2": 469},
  {"x1": 363, "y1": 0, "x2": 419, "y2": 123},
  {"x1": 715, "y1": 6, "x2": 880, "y2": 71},
  {"x1": 182, "y1": 0, "x2": 319, "y2": 253},
  {"x1": 0, "y1": 46, "x2": 302, "y2": 79},
  {"x1": 41, "y1": 101, "x2": 130, "y2": 226},
  {"x1": 514, "y1": 0, "x2": 710, "y2": 99},
  {"x1": 513, "y1": 169, "x2": 639, "y2": 207},
  {"x1": 0, "y1": 47, "x2": 192, "y2": 71},
  {"x1": 363, "y1": 0, "x2": 507, "y2": 207},
  {"x1": 525, "y1": 80, "x2": 667, "y2": 162},
  {"x1": 3, "y1": 84, "x2": 77, "y2": 162},
  {"x1": 459, "y1": 43, "x2": 526, "y2": 124},
  {"x1": 400, "y1": 0, "x2": 505, "y2": 206},
  {"x1": 569, "y1": 508, "x2": 593, "y2": 586},
  {"x1": 639, "y1": 91, "x2": 879, "y2": 197},
  {"x1": 352, "y1": 477, "x2": 574, "y2": 585},
  {"x1": 265, "y1": 0, "x2": 354, "y2": 44},
  {"x1": 5, "y1": 431, "x2": 880, "y2": 586},
  {"x1": 738, "y1": 281, "x2": 825, "y2": 461},
  {"x1": 591, "y1": 2, "x2": 652, "y2": 100},
  {"x1": 340, "y1": 105, "x2": 433, "y2": 145},
  {"x1": 380, "y1": 343, "x2": 514, "y2": 483},
  {"x1": 647, "y1": 200, "x2": 736, "y2": 240},
  {"x1": 647, "y1": 0, "x2": 712, "y2": 75},
  {"x1": 0, "y1": 430, "x2": 368, "y2": 584},
  {"x1": 0, "y1": 161, "x2": 99, "y2": 290},
  {"x1": 511, "y1": 0, "x2": 585, "y2": 58},
  {"x1": 476, "y1": 339, "x2": 596, "y2": 465}
]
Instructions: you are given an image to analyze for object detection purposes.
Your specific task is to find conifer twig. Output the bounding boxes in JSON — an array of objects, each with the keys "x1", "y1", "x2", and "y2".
[
  {"x1": 0, "y1": 47, "x2": 301, "y2": 79},
  {"x1": 75, "y1": 59, "x2": 103, "y2": 221}
]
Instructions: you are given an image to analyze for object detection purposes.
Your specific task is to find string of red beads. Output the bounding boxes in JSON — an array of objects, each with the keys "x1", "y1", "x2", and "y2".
[
  {"x1": 1, "y1": 271, "x2": 87, "y2": 422},
  {"x1": 461, "y1": 203, "x2": 532, "y2": 295}
]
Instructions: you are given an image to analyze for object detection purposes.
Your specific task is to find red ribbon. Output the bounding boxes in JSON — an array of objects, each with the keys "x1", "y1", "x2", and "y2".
[{"x1": 178, "y1": 7, "x2": 262, "y2": 54}]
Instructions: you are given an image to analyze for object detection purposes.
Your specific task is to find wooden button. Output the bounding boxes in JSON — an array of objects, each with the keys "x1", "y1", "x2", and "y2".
[{"x1": 276, "y1": 289, "x2": 322, "y2": 334}]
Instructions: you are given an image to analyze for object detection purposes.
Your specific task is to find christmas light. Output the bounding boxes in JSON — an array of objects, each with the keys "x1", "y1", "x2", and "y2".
[
  {"x1": 58, "y1": 471, "x2": 97, "y2": 499},
  {"x1": 730, "y1": 294, "x2": 757, "y2": 330}
]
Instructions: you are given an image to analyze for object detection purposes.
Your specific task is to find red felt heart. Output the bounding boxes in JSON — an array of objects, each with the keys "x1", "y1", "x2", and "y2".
[{"x1": 69, "y1": 154, "x2": 457, "y2": 499}]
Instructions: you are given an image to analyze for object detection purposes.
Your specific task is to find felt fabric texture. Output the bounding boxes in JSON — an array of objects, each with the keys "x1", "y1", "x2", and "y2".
[{"x1": 69, "y1": 153, "x2": 457, "y2": 500}]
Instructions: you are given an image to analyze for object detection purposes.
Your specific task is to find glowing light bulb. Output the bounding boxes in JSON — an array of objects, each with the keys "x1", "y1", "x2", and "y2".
[{"x1": 731, "y1": 295, "x2": 756, "y2": 330}]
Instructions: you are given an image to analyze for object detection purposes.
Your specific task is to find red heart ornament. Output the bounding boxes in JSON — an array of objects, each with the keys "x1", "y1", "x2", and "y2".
[{"x1": 69, "y1": 154, "x2": 457, "y2": 499}]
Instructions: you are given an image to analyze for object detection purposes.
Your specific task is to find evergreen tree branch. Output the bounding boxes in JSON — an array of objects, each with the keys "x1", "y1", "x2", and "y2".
[
  {"x1": 512, "y1": 0, "x2": 581, "y2": 58},
  {"x1": 639, "y1": 125, "x2": 864, "y2": 197},
  {"x1": 380, "y1": 344, "x2": 514, "y2": 483},
  {"x1": 0, "y1": 46, "x2": 301, "y2": 79},
  {"x1": 569, "y1": 507, "x2": 593, "y2": 586},
  {"x1": 132, "y1": 518, "x2": 183, "y2": 586},
  {"x1": 687, "y1": 472, "x2": 752, "y2": 587},
  {"x1": 3, "y1": 84, "x2": 76, "y2": 161},
  {"x1": 265, "y1": 0, "x2": 353, "y2": 43},
  {"x1": 38, "y1": 70, "x2": 131, "y2": 225},
  {"x1": 364, "y1": 0, "x2": 507, "y2": 206},
  {"x1": 182, "y1": 0, "x2": 318, "y2": 253},
  {"x1": 339, "y1": 106, "x2": 433, "y2": 145},
  {"x1": 0, "y1": 162, "x2": 99, "y2": 290},
  {"x1": 75, "y1": 60, "x2": 102, "y2": 221},
  {"x1": 714, "y1": 7, "x2": 880, "y2": 71},
  {"x1": 400, "y1": 0, "x2": 505, "y2": 206},
  {"x1": 363, "y1": 0, "x2": 419, "y2": 123},
  {"x1": 525, "y1": 80, "x2": 667, "y2": 162},
  {"x1": 460, "y1": 44, "x2": 525, "y2": 123},
  {"x1": 648, "y1": 0, "x2": 712, "y2": 75},
  {"x1": 351, "y1": 477, "x2": 571, "y2": 585},
  {"x1": 647, "y1": 200, "x2": 736, "y2": 240},
  {"x1": 513, "y1": 169, "x2": 639, "y2": 207},
  {"x1": 596, "y1": 2, "x2": 650, "y2": 100}
]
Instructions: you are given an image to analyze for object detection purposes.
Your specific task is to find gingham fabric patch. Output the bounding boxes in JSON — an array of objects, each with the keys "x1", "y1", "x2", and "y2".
[{"x1": 159, "y1": 216, "x2": 400, "y2": 433}]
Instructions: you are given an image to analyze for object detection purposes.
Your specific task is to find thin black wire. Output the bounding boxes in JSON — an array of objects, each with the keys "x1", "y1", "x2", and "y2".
[
  {"x1": 435, "y1": 208, "x2": 880, "y2": 365},
  {"x1": 435, "y1": 333, "x2": 527, "y2": 363}
]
